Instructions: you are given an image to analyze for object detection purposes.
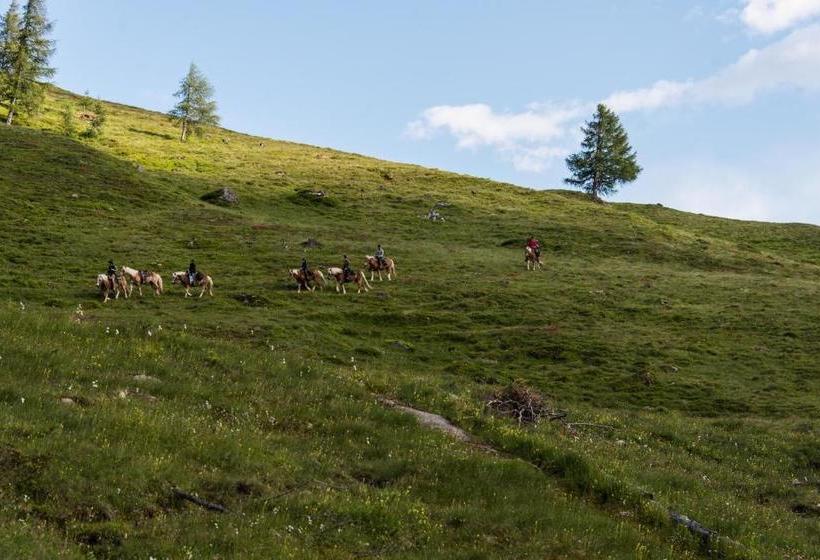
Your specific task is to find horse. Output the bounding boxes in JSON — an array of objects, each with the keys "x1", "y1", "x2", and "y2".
[
  {"x1": 121, "y1": 265, "x2": 163, "y2": 296},
  {"x1": 326, "y1": 267, "x2": 371, "y2": 294},
  {"x1": 525, "y1": 246, "x2": 543, "y2": 271},
  {"x1": 364, "y1": 255, "x2": 397, "y2": 281},
  {"x1": 171, "y1": 271, "x2": 214, "y2": 298},
  {"x1": 96, "y1": 273, "x2": 128, "y2": 303},
  {"x1": 289, "y1": 268, "x2": 326, "y2": 293}
]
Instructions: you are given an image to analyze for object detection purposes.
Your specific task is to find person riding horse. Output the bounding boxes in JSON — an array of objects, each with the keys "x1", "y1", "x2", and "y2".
[
  {"x1": 187, "y1": 261, "x2": 197, "y2": 286},
  {"x1": 107, "y1": 260, "x2": 117, "y2": 285},
  {"x1": 300, "y1": 257, "x2": 312, "y2": 286},
  {"x1": 342, "y1": 255, "x2": 353, "y2": 282},
  {"x1": 375, "y1": 244, "x2": 386, "y2": 269},
  {"x1": 526, "y1": 236, "x2": 541, "y2": 259}
]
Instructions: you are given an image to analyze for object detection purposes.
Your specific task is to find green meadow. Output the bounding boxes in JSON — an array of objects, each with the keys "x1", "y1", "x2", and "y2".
[{"x1": 0, "y1": 87, "x2": 817, "y2": 558}]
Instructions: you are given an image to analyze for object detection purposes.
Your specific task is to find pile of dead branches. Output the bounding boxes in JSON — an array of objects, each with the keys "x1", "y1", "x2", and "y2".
[{"x1": 486, "y1": 383, "x2": 566, "y2": 425}]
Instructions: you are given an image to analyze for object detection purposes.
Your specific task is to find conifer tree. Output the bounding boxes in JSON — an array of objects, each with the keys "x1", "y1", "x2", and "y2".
[
  {"x1": 0, "y1": 0, "x2": 21, "y2": 109},
  {"x1": 2, "y1": 0, "x2": 54, "y2": 125},
  {"x1": 564, "y1": 104, "x2": 641, "y2": 200},
  {"x1": 83, "y1": 99, "x2": 106, "y2": 138},
  {"x1": 59, "y1": 101, "x2": 76, "y2": 137},
  {"x1": 168, "y1": 63, "x2": 219, "y2": 141}
]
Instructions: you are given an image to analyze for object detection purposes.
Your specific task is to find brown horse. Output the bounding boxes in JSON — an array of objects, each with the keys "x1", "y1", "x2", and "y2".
[
  {"x1": 96, "y1": 273, "x2": 128, "y2": 303},
  {"x1": 289, "y1": 268, "x2": 326, "y2": 293},
  {"x1": 524, "y1": 246, "x2": 543, "y2": 271},
  {"x1": 171, "y1": 271, "x2": 214, "y2": 298},
  {"x1": 326, "y1": 267, "x2": 371, "y2": 294},
  {"x1": 364, "y1": 255, "x2": 397, "y2": 281},
  {"x1": 121, "y1": 265, "x2": 163, "y2": 296}
]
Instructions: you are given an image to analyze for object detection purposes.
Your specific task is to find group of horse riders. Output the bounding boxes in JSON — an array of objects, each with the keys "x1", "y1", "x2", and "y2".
[
  {"x1": 107, "y1": 259, "x2": 199, "y2": 287},
  {"x1": 297, "y1": 244, "x2": 387, "y2": 291},
  {"x1": 101, "y1": 235, "x2": 536, "y2": 299}
]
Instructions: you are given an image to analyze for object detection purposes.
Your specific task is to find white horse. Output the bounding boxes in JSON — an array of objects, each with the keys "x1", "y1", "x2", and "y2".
[
  {"x1": 364, "y1": 255, "x2": 397, "y2": 281},
  {"x1": 326, "y1": 267, "x2": 371, "y2": 294},
  {"x1": 289, "y1": 268, "x2": 326, "y2": 293},
  {"x1": 121, "y1": 266, "x2": 164, "y2": 296},
  {"x1": 96, "y1": 273, "x2": 128, "y2": 303},
  {"x1": 171, "y1": 271, "x2": 214, "y2": 298}
]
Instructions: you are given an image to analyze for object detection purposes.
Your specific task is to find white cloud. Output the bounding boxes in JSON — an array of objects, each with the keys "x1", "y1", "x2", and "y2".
[
  {"x1": 405, "y1": 102, "x2": 585, "y2": 172},
  {"x1": 408, "y1": 23, "x2": 820, "y2": 174},
  {"x1": 606, "y1": 22, "x2": 820, "y2": 111},
  {"x1": 741, "y1": 0, "x2": 820, "y2": 33}
]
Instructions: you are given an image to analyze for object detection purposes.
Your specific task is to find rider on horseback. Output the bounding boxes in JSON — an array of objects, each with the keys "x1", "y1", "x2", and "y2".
[
  {"x1": 526, "y1": 235, "x2": 541, "y2": 259},
  {"x1": 300, "y1": 257, "x2": 311, "y2": 286},
  {"x1": 107, "y1": 260, "x2": 117, "y2": 284},
  {"x1": 187, "y1": 261, "x2": 197, "y2": 286},
  {"x1": 375, "y1": 244, "x2": 386, "y2": 269},
  {"x1": 342, "y1": 255, "x2": 353, "y2": 282}
]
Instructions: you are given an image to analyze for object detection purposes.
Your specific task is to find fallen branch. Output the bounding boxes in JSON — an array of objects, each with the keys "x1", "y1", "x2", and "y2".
[
  {"x1": 172, "y1": 487, "x2": 228, "y2": 513},
  {"x1": 669, "y1": 510, "x2": 714, "y2": 544}
]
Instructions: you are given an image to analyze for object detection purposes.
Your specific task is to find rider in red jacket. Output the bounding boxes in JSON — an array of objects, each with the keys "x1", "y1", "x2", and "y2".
[{"x1": 526, "y1": 235, "x2": 541, "y2": 258}]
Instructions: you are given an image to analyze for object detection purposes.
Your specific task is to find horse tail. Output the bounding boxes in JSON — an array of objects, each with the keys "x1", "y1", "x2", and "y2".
[{"x1": 157, "y1": 275, "x2": 164, "y2": 293}]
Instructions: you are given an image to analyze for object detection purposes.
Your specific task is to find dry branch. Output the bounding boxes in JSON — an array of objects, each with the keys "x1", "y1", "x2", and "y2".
[
  {"x1": 172, "y1": 487, "x2": 228, "y2": 513},
  {"x1": 486, "y1": 384, "x2": 565, "y2": 425}
]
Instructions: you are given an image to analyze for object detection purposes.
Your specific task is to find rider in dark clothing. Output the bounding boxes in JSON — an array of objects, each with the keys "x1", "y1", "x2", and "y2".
[
  {"x1": 107, "y1": 260, "x2": 117, "y2": 283},
  {"x1": 300, "y1": 257, "x2": 311, "y2": 286},
  {"x1": 187, "y1": 261, "x2": 197, "y2": 285},
  {"x1": 342, "y1": 255, "x2": 352, "y2": 281},
  {"x1": 375, "y1": 244, "x2": 385, "y2": 268}
]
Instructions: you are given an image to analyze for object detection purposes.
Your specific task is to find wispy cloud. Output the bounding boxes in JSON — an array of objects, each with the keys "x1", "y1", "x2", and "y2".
[
  {"x1": 405, "y1": 102, "x2": 585, "y2": 172},
  {"x1": 741, "y1": 0, "x2": 820, "y2": 33},
  {"x1": 605, "y1": 22, "x2": 820, "y2": 111},
  {"x1": 407, "y1": 22, "x2": 820, "y2": 174}
]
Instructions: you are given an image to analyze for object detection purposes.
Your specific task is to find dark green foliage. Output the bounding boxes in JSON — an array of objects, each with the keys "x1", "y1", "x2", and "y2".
[
  {"x1": 59, "y1": 101, "x2": 76, "y2": 137},
  {"x1": 0, "y1": 0, "x2": 21, "y2": 105},
  {"x1": 168, "y1": 62, "x2": 219, "y2": 141},
  {"x1": 77, "y1": 89, "x2": 93, "y2": 111},
  {"x1": 565, "y1": 104, "x2": 641, "y2": 199},
  {"x1": 81, "y1": 99, "x2": 107, "y2": 138},
  {"x1": 1, "y1": 0, "x2": 54, "y2": 125}
]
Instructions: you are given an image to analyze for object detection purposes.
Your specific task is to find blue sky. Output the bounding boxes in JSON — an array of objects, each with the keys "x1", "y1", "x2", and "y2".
[{"x1": 35, "y1": 0, "x2": 820, "y2": 224}]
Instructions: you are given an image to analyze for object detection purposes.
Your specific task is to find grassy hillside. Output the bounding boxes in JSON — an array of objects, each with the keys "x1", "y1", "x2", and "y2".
[{"x1": 0, "y1": 86, "x2": 817, "y2": 559}]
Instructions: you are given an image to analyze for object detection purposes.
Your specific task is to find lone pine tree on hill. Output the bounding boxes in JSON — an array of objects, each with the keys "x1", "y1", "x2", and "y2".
[
  {"x1": 565, "y1": 104, "x2": 641, "y2": 200},
  {"x1": 0, "y1": 0, "x2": 54, "y2": 125},
  {"x1": 169, "y1": 63, "x2": 219, "y2": 141}
]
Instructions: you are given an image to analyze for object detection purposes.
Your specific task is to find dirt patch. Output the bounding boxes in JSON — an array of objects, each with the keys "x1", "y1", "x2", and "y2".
[{"x1": 379, "y1": 397, "x2": 469, "y2": 442}]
